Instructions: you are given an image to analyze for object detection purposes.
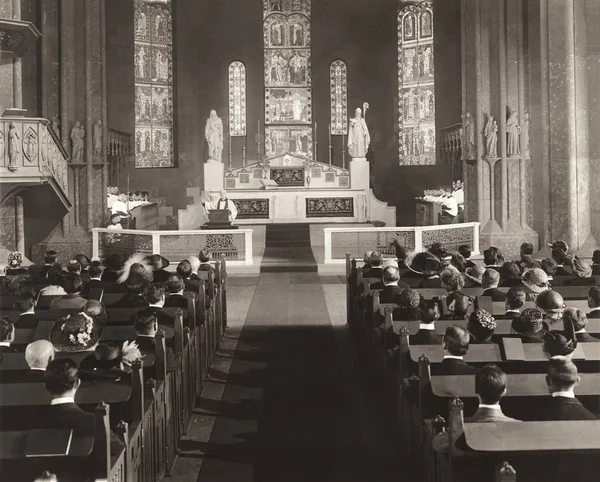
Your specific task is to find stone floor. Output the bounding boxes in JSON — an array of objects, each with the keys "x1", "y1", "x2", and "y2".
[{"x1": 167, "y1": 273, "x2": 404, "y2": 482}]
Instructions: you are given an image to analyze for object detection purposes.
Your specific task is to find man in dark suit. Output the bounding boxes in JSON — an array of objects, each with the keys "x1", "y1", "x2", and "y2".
[
  {"x1": 0, "y1": 317, "x2": 16, "y2": 356},
  {"x1": 198, "y1": 250, "x2": 215, "y2": 275},
  {"x1": 133, "y1": 309, "x2": 178, "y2": 374},
  {"x1": 177, "y1": 259, "x2": 200, "y2": 292},
  {"x1": 535, "y1": 357, "x2": 597, "y2": 421},
  {"x1": 435, "y1": 325, "x2": 478, "y2": 375},
  {"x1": 49, "y1": 274, "x2": 87, "y2": 310},
  {"x1": 37, "y1": 358, "x2": 96, "y2": 432},
  {"x1": 35, "y1": 250, "x2": 59, "y2": 283},
  {"x1": 164, "y1": 274, "x2": 188, "y2": 309},
  {"x1": 140, "y1": 282, "x2": 174, "y2": 326},
  {"x1": 148, "y1": 254, "x2": 171, "y2": 283},
  {"x1": 587, "y1": 286, "x2": 600, "y2": 318},
  {"x1": 562, "y1": 307, "x2": 599, "y2": 342},
  {"x1": 411, "y1": 299, "x2": 442, "y2": 345},
  {"x1": 551, "y1": 248, "x2": 572, "y2": 277},
  {"x1": 81, "y1": 261, "x2": 104, "y2": 297},
  {"x1": 24, "y1": 340, "x2": 55, "y2": 382},
  {"x1": 14, "y1": 291, "x2": 39, "y2": 328},
  {"x1": 496, "y1": 287, "x2": 526, "y2": 320},
  {"x1": 362, "y1": 251, "x2": 384, "y2": 279},
  {"x1": 480, "y1": 269, "x2": 505, "y2": 301},
  {"x1": 370, "y1": 266, "x2": 409, "y2": 298}
]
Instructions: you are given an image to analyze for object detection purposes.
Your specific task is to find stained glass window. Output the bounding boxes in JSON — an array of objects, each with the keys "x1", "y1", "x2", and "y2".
[
  {"x1": 263, "y1": 0, "x2": 313, "y2": 159},
  {"x1": 398, "y1": 3, "x2": 435, "y2": 166},
  {"x1": 134, "y1": 0, "x2": 174, "y2": 168},
  {"x1": 228, "y1": 62, "x2": 247, "y2": 137},
  {"x1": 330, "y1": 60, "x2": 348, "y2": 136}
]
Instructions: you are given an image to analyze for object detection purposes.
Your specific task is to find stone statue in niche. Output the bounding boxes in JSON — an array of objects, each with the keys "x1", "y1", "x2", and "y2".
[
  {"x1": 462, "y1": 112, "x2": 476, "y2": 159},
  {"x1": 71, "y1": 121, "x2": 85, "y2": 163},
  {"x1": 522, "y1": 112, "x2": 530, "y2": 157},
  {"x1": 8, "y1": 122, "x2": 20, "y2": 171},
  {"x1": 506, "y1": 111, "x2": 521, "y2": 157},
  {"x1": 347, "y1": 107, "x2": 371, "y2": 159},
  {"x1": 93, "y1": 120, "x2": 103, "y2": 157},
  {"x1": 205, "y1": 110, "x2": 224, "y2": 162},
  {"x1": 484, "y1": 115, "x2": 498, "y2": 158}
]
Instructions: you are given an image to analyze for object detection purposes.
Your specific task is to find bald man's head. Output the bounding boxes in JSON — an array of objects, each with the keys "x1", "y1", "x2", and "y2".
[{"x1": 25, "y1": 340, "x2": 55, "y2": 369}]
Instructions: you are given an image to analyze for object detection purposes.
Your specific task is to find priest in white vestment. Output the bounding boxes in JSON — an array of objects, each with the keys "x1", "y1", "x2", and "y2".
[
  {"x1": 201, "y1": 189, "x2": 238, "y2": 222},
  {"x1": 347, "y1": 107, "x2": 371, "y2": 159}
]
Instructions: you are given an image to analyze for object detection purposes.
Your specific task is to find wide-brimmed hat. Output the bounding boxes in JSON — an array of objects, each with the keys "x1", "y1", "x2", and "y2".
[
  {"x1": 511, "y1": 308, "x2": 548, "y2": 340},
  {"x1": 535, "y1": 290, "x2": 565, "y2": 313},
  {"x1": 395, "y1": 288, "x2": 421, "y2": 309},
  {"x1": 49, "y1": 312, "x2": 103, "y2": 353},
  {"x1": 406, "y1": 251, "x2": 443, "y2": 277},
  {"x1": 467, "y1": 309, "x2": 497, "y2": 340},
  {"x1": 544, "y1": 315, "x2": 577, "y2": 358},
  {"x1": 147, "y1": 254, "x2": 170, "y2": 270},
  {"x1": 464, "y1": 265, "x2": 486, "y2": 285},
  {"x1": 569, "y1": 256, "x2": 592, "y2": 279},
  {"x1": 426, "y1": 243, "x2": 449, "y2": 261},
  {"x1": 521, "y1": 268, "x2": 550, "y2": 294},
  {"x1": 547, "y1": 240, "x2": 569, "y2": 253}
]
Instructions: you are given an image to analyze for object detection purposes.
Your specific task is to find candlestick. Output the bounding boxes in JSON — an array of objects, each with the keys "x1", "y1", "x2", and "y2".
[
  {"x1": 242, "y1": 146, "x2": 246, "y2": 166},
  {"x1": 342, "y1": 133, "x2": 346, "y2": 169}
]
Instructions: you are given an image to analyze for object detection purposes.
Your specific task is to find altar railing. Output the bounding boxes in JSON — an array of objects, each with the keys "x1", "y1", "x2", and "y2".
[
  {"x1": 91, "y1": 228, "x2": 253, "y2": 265},
  {"x1": 323, "y1": 222, "x2": 480, "y2": 263}
]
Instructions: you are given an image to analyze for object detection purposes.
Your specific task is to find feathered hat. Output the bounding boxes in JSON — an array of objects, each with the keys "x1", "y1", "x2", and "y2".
[{"x1": 117, "y1": 253, "x2": 154, "y2": 285}]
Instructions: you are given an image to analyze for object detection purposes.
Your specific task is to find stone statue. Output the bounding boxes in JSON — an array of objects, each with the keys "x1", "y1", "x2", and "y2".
[
  {"x1": 8, "y1": 122, "x2": 20, "y2": 171},
  {"x1": 71, "y1": 121, "x2": 85, "y2": 163},
  {"x1": 462, "y1": 112, "x2": 475, "y2": 159},
  {"x1": 506, "y1": 111, "x2": 521, "y2": 156},
  {"x1": 205, "y1": 110, "x2": 223, "y2": 162},
  {"x1": 522, "y1": 112, "x2": 530, "y2": 157},
  {"x1": 484, "y1": 115, "x2": 498, "y2": 158},
  {"x1": 347, "y1": 107, "x2": 370, "y2": 159},
  {"x1": 93, "y1": 120, "x2": 103, "y2": 157},
  {"x1": 51, "y1": 115, "x2": 60, "y2": 136}
]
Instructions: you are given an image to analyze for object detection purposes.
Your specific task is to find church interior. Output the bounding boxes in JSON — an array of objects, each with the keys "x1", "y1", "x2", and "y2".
[{"x1": 1, "y1": 0, "x2": 600, "y2": 481}]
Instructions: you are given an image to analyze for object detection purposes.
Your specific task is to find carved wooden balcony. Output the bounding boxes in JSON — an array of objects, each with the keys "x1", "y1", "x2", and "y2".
[{"x1": 0, "y1": 117, "x2": 71, "y2": 209}]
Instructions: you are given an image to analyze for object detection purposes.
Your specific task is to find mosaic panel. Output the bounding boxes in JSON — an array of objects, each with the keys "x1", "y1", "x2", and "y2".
[
  {"x1": 231, "y1": 199, "x2": 270, "y2": 219},
  {"x1": 265, "y1": 87, "x2": 312, "y2": 124},
  {"x1": 134, "y1": 0, "x2": 174, "y2": 168},
  {"x1": 325, "y1": 172, "x2": 335, "y2": 183},
  {"x1": 263, "y1": 0, "x2": 311, "y2": 18},
  {"x1": 265, "y1": 126, "x2": 313, "y2": 159},
  {"x1": 228, "y1": 61, "x2": 247, "y2": 136},
  {"x1": 398, "y1": 2, "x2": 435, "y2": 166},
  {"x1": 330, "y1": 60, "x2": 348, "y2": 135},
  {"x1": 271, "y1": 167, "x2": 305, "y2": 187},
  {"x1": 265, "y1": 49, "x2": 311, "y2": 87},
  {"x1": 239, "y1": 173, "x2": 250, "y2": 184},
  {"x1": 225, "y1": 178, "x2": 236, "y2": 189},
  {"x1": 306, "y1": 197, "x2": 353, "y2": 218}
]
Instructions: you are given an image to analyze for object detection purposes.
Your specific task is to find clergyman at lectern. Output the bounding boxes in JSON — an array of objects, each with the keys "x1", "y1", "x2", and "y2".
[{"x1": 201, "y1": 189, "x2": 238, "y2": 222}]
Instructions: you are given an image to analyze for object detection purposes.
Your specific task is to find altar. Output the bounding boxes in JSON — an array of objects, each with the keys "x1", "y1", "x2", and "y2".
[{"x1": 178, "y1": 153, "x2": 396, "y2": 228}]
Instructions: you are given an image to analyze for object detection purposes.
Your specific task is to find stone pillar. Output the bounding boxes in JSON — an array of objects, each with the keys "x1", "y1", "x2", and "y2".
[
  {"x1": 40, "y1": 0, "x2": 60, "y2": 119},
  {"x1": 527, "y1": 0, "x2": 596, "y2": 254},
  {"x1": 15, "y1": 194, "x2": 24, "y2": 254},
  {"x1": 461, "y1": 0, "x2": 538, "y2": 257},
  {"x1": 12, "y1": 0, "x2": 22, "y2": 109}
]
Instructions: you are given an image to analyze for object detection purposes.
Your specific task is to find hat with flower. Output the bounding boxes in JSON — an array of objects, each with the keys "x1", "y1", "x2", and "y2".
[
  {"x1": 50, "y1": 312, "x2": 103, "y2": 352},
  {"x1": 7, "y1": 251, "x2": 23, "y2": 268},
  {"x1": 521, "y1": 268, "x2": 550, "y2": 294}
]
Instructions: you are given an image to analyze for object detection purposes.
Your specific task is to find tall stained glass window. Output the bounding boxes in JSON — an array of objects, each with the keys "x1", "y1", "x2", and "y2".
[
  {"x1": 228, "y1": 62, "x2": 247, "y2": 137},
  {"x1": 398, "y1": 2, "x2": 435, "y2": 166},
  {"x1": 134, "y1": 0, "x2": 174, "y2": 168},
  {"x1": 263, "y1": 0, "x2": 313, "y2": 159},
  {"x1": 330, "y1": 60, "x2": 348, "y2": 135}
]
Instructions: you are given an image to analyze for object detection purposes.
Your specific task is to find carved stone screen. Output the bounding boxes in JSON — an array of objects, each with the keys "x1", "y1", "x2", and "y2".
[
  {"x1": 263, "y1": 0, "x2": 313, "y2": 159},
  {"x1": 398, "y1": 2, "x2": 435, "y2": 166},
  {"x1": 134, "y1": 0, "x2": 174, "y2": 168},
  {"x1": 330, "y1": 60, "x2": 348, "y2": 135},
  {"x1": 228, "y1": 61, "x2": 247, "y2": 137}
]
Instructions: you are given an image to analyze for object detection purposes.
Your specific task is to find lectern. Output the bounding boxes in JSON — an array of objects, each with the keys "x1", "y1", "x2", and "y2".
[{"x1": 201, "y1": 209, "x2": 238, "y2": 230}]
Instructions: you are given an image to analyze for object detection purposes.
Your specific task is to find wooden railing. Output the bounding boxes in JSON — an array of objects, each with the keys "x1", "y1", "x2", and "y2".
[{"x1": 0, "y1": 116, "x2": 70, "y2": 204}]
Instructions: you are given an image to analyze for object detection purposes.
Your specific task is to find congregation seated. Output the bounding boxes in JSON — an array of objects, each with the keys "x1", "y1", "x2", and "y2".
[
  {"x1": 392, "y1": 289, "x2": 421, "y2": 321},
  {"x1": 440, "y1": 268, "x2": 465, "y2": 296},
  {"x1": 362, "y1": 251, "x2": 383, "y2": 279},
  {"x1": 483, "y1": 246, "x2": 504, "y2": 270},
  {"x1": 0, "y1": 316, "x2": 16, "y2": 355},
  {"x1": 444, "y1": 292, "x2": 471, "y2": 320},
  {"x1": 564, "y1": 256, "x2": 595, "y2": 286},
  {"x1": 198, "y1": 250, "x2": 215, "y2": 275},
  {"x1": 458, "y1": 244, "x2": 476, "y2": 269},
  {"x1": 517, "y1": 242, "x2": 535, "y2": 270},
  {"x1": 410, "y1": 300, "x2": 442, "y2": 345},
  {"x1": 164, "y1": 274, "x2": 188, "y2": 309},
  {"x1": 496, "y1": 287, "x2": 526, "y2": 319},
  {"x1": 177, "y1": 259, "x2": 199, "y2": 292},
  {"x1": 39, "y1": 265, "x2": 67, "y2": 296},
  {"x1": 499, "y1": 261, "x2": 522, "y2": 287},
  {"x1": 148, "y1": 254, "x2": 171, "y2": 283},
  {"x1": 480, "y1": 269, "x2": 504, "y2": 300},
  {"x1": 133, "y1": 309, "x2": 178, "y2": 374},
  {"x1": 29, "y1": 250, "x2": 59, "y2": 283},
  {"x1": 466, "y1": 309, "x2": 496, "y2": 344},
  {"x1": 79, "y1": 341, "x2": 141, "y2": 380},
  {"x1": 563, "y1": 307, "x2": 599, "y2": 343},
  {"x1": 533, "y1": 357, "x2": 597, "y2": 421},
  {"x1": 511, "y1": 308, "x2": 549, "y2": 343},
  {"x1": 24, "y1": 340, "x2": 55, "y2": 382},
  {"x1": 587, "y1": 286, "x2": 600, "y2": 318},
  {"x1": 448, "y1": 253, "x2": 467, "y2": 273},
  {"x1": 49, "y1": 273, "x2": 86, "y2": 310},
  {"x1": 406, "y1": 251, "x2": 443, "y2": 288},
  {"x1": 521, "y1": 267, "x2": 551, "y2": 300},
  {"x1": 535, "y1": 289, "x2": 565, "y2": 327},
  {"x1": 463, "y1": 264, "x2": 485, "y2": 289},
  {"x1": 543, "y1": 314, "x2": 578, "y2": 358},
  {"x1": 540, "y1": 257, "x2": 557, "y2": 282},
  {"x1": 100, "y1": 253, "x2": 124, "y2": 282},
  {"x1": 115, "y1": 275, "x2": 149, "y2": 308},
  {"x1": 14, "y1": 291, "x2": 38, "y2": 327},
  {"x1": 435, "y1": 325, "x2": 478, "y2": 375},
  {"x1": 139, "y1": 283, "x2": 174, "y2": 326},
  {"x1": 81, "y1": 300, "x2": 108, "y2": 326},
  {"x1": 81, "y1": 260, "x2": 105, "y2": 297},
  {"x1": 370, "y1": 266, "x2": 409, "y2": 297}
]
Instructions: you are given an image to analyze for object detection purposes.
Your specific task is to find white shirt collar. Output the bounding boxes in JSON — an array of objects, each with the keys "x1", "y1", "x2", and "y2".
[
  {"x1": 0, "y1": 341, "x2": 11, "y2": 347},
  {"x1": 191, "y1": 270, "x2": 199, "y2": 275},
  {"x1": 552, "y1": 391, "x2": 575, "y2": 399},
  {"x1": 575, "y1": 328, "x2": 586, "y2": 334},
  {"x1": 384, "y1": 282, "x2": 398, "y2": 287},
  {"x1": 50, "y1": 396, "x2": 75, "y2": 405},
  {"x1": 589, "y1": 307, "x2": 600, "y2": 312},
  {"x1": 419, "y1": 324, "x2": 436, "y2": 330},
  {"x1": 90, "y1": 277, "x2": 102, "y2": 281},
  {"x1": 21, "y1": 309, "x2": 35, "y2": 315},
  {"x1": 478, "y1": 403, "x2": 501, "y2": 410},
  {"x1": 443, "y1": 355, "x2": 463, "y2": 361},
  {"x1": 505, "y1": 309, "x2": 520, "y2": 313},
  {"x1": 148, "y1": 303, "x2": 164, "y2": 308},
  {"x1": 30, "y1": 367, "x2": 46, "y2": 371},
  {"x1": 138, "y1": 334, "x2": 155, "y2": 338}
]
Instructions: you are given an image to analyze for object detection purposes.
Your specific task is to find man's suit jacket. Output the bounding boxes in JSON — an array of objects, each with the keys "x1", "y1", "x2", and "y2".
[
  {"x1": 136, "y1": 335, "x2": 178, "y2": 372},
  {"x1": 587, "y1": 310, "x2": 600, "y2": 319},
  {"x1": 468, "y1": 407, "x2": 518, "y2": 423},
  {"x1": 146, "y1": 306, "x2": 175, "y2": 326},
  {"x1": 535, "y1": 396, "x2": 597, "y2": 421},
  {"x1": 362, "y1": 267, "x2": 383, "y2": 279},
  {"x1": 576, "y1": 331, "x2": 600, "y2": 343},
  {"x1": 481, "y1": 287, "x2": 506, "y2": 301},
  {"x1": 0, "y1": 344, "x2": 19, "y2": 356},
  {"x1": 378, "y1": 284, "x2": 409, "y2": 303},
  {"x1": 435, "y1": 357, "x2": 478, "y2": 375},
  {"x1": 184, "y1": 278, "x2": 201, "y2": 292},
  {"x1": 164, "y1": 293, "x2": 188, "y2": 309},
  {"x1": 101, "y1": 270, "x2": 119, "y2": 283},
  {"x1": 21, "y1": 369, "x2": 47, "y2": 383},
  {"x1": 499, "y1": 278, "x2": 523, "y2": 288},
  {"x1": 16, "y1": 312, "x2": 39, "y2": 328},
  {"x1": 33, "y1": 403, "x2": 96, "y2": 433},
  {"x1": 152, "y1": 269, "x2": 171, "y2": 283},
  {"x1": 81, "y1": 279, "x2": 103, "y2": 297},
  {"x1": 592, "y1": 265, "x2": 600, "y2": 276},
  {"x1": 410, "y1": 329, "x2": 443, "y2": 345},
  {"x1": 198, "y1": 264, "x2": 215, "y2": 274},
  {"x1": 115, "y1": 293, "x2": 149, "y2": 308}
]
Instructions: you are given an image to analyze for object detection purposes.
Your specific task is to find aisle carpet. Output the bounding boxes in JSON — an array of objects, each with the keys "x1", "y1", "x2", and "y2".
[{"x1": 172, "y1": 273, "x2": 403, "y2": 482}]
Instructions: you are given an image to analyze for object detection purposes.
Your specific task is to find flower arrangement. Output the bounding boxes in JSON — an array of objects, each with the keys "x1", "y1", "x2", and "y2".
[{"x1": 62, "y1": 312, "x2": 95, "y2": 347}]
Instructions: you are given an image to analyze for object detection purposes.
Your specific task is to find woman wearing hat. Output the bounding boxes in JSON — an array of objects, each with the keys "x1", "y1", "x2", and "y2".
[
  {"x1": 543, "y1": 316, "x2": 577, "y2": 359},
  {"x1": 499, "y1": 262, "x2": 523, "y2": 288},
  {"x1": 101, "y1": 253, "x2": 124, "y2": 282},
  {"x1": 392, "y1": 289, "x2": 422, "y2": 321},
  {"x1": 511, "y1": 308, "x2": 549, "y2": 343},
  {"x1": 535, "y1": 290, "x2": 566, "y2": 327},
  {"x1": 467, "y1": 309, "x2": 496, "y2": 344},
  {"x1": 405, "y1": 251, "x2": 444, "y2": 288},
  {"x1": 564, "y1": 256, "x2": 595, "y2": 286},
  {"x1": 79, "y1": 341, "x2": 143, "y2": 380},
  {"x1": 445, "y1": 292, "x2": 472, "y2": 320},
  {"x1": 49, "y1": 312, "x2": 103, "y2": 353},
  {"x1": 463, "y1": 264, "x2": 486, "y2": 291},
  {"x1": 520, "y1": 268, "x2": 550, "y2": 301},
  {"x1": 4, "y1": 251, "x2": 28, "y2": 277}
]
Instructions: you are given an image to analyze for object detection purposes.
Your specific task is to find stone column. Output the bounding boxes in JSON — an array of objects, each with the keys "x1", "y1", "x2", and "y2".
[
  {"x1": 461, "y1": 0, "x2": 538, "y2": 257},
  {"x1": 15, "y1": 194, "x2": 24, "y2": 254},
  {"x1": 12, "y1": 0, "x2": 22, "y2": 109}
]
